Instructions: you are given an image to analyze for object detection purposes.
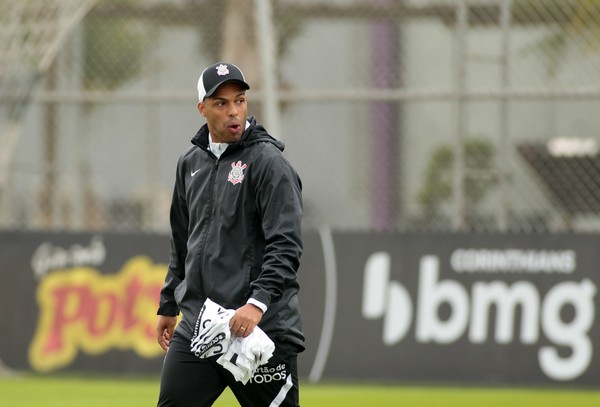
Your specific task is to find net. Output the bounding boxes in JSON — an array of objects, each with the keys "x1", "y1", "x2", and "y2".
[{"x1": 0, "y1": 0, "x2": 97, "y2": 214}]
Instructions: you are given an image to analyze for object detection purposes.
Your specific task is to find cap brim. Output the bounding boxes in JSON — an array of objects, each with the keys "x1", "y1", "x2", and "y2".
[{"x1": 204, "y1": 79, "x2": 250, "y2": 99}]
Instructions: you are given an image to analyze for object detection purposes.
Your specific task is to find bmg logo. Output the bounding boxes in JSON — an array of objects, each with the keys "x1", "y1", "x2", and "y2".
[{"x1": 361, "y1": 252, "x2": 597, "y2": 381}]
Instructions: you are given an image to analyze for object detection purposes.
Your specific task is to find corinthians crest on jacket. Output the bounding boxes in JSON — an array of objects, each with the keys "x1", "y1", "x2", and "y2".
[{"x1": 228, "y1": 161, "x2": 247, "y2": 185}]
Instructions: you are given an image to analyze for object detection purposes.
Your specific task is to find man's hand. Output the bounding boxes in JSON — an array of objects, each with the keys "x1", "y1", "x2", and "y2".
[
  {"x1": 229, "y1": 303, "x2": 263, "y2": 338},
  {"x1": 156, "y1": 315, "x2": 178, "y2": 351}
]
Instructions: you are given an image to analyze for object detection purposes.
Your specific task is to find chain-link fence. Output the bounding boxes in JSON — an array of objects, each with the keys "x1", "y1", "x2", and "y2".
[{"x1": 2, "y1": 0, "x2": 600, "y2": 233}]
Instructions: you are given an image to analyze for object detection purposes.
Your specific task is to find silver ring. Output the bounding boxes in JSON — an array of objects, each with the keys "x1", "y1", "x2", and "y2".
[{"x1": 240, "y1": 327, "x2": 246, "y2": 331}]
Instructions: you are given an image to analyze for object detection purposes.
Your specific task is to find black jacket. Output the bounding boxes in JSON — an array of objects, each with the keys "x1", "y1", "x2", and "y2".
[{"x1": 158, "y1": 117, "x2": 304, "y2": 351}]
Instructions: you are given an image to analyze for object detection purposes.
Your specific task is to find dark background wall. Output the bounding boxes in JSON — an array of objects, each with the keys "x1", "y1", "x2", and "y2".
[{"x1": 1, "y1": 230, "x2": 598, "y2": 387}]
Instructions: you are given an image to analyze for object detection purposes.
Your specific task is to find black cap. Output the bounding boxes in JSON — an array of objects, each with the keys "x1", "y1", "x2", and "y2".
[{"x1": 197, "y1": 62, "x2": 250, "y2": 101}]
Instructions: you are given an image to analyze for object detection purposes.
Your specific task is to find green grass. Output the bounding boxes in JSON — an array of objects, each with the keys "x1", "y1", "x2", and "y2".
[{"x1": 1, "y1": 374, "x2": 599, "y2": 407}]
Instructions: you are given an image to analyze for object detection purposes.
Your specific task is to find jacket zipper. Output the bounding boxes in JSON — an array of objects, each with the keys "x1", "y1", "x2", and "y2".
[{"x1": 197, "y1": 157, "x2": 220, "y2": 295}]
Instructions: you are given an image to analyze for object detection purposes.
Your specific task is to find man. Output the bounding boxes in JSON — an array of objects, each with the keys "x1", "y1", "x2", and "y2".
[{"x1": 156, "y1": 62, "x2": 304, "y2": 407}]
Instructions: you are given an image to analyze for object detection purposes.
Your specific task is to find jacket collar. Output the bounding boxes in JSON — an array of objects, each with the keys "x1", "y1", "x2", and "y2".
[{"x1": 191, "y1": 116, "x2": 285, "y2": 153}]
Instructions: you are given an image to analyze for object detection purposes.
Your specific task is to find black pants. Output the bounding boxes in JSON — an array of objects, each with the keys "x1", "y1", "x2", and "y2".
[{"x1": 158, "y1": 331, "x2": 300, "y2": 407}]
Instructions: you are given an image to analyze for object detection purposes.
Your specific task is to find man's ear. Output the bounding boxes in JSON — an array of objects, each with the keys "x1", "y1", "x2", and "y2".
[{"x1": 197, "y1": 101, "x2": 205, "y2": 117}]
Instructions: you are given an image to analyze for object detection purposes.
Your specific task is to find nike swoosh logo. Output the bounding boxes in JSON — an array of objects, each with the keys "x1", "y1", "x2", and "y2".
[{"x1": 191, "y1": 169, "x2": 200, "y2": 176}]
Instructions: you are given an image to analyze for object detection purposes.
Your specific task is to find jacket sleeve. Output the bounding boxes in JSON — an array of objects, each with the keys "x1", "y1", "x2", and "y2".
[
  {"x1": 157, "y1": 157, "x2": 189, "y2": 316},
  {"x1": 249, "y1": 152, "x2": 303, "y2": 307}
]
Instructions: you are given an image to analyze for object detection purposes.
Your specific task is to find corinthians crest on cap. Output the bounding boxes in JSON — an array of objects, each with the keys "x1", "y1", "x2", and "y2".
[
  {"x1": 216, "y1": 64, "x2": 230, "y2": 76},
  {"x1": 228, "y1": 161, "x2": 247, "y2": 185}
]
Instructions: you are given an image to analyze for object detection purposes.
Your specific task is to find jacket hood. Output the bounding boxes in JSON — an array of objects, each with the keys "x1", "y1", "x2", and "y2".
[{"x1": 191, "y1": 116, "x2": 285, "y2": 152}]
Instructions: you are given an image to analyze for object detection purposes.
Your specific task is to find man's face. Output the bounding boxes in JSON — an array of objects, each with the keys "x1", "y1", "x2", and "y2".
[{"x1": 198, "y1": 82, "x2": 248, "y2": 144}]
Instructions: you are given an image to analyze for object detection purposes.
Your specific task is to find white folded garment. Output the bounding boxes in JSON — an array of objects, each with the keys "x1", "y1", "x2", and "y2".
[
  {"x1": 190, "y1": 298, "x2": 234, "y2": 358},
  {"x1": 190, "y1": 298, "x2": 275, "y2": 384},
  {"x1": 217, "y1": 328, "x2": 275, "y2": 384}
]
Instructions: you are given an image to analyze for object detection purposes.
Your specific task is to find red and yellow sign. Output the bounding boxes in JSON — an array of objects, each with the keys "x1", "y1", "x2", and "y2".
[{"x1": 29, "y1": 256, "x2": 166, "y2": 371}]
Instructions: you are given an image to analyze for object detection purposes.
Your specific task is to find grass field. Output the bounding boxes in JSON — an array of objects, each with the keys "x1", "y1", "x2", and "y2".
[{"x1": 1, "y1": 374, "x2": 599, "y2": 407}]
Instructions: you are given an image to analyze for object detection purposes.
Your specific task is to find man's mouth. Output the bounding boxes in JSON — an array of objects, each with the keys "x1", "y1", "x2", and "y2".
[{"x1": 227, "y1": 122, "x2": 241, "y2": 133}]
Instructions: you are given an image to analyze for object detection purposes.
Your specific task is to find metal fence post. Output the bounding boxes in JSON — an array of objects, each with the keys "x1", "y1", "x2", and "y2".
[{"x1": 254, "y1": 0, "x2": 281, "y2": 140}]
